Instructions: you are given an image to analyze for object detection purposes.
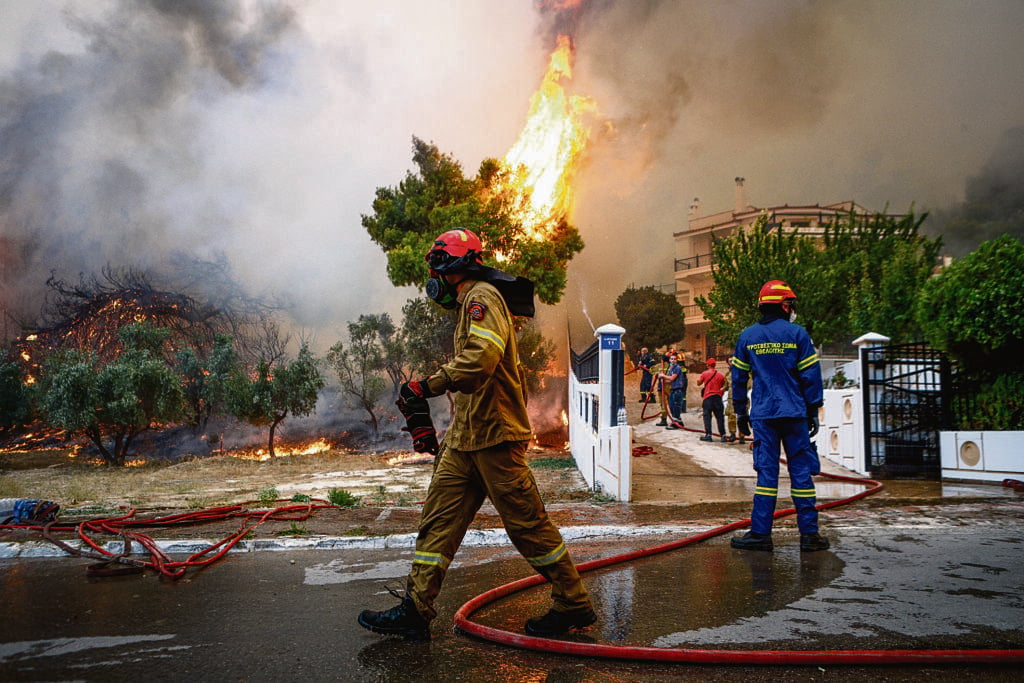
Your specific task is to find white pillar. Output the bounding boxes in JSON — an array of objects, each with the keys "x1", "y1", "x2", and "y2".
[{"x1": 595, "y1": 324, "x2": 625, "y2": 429}]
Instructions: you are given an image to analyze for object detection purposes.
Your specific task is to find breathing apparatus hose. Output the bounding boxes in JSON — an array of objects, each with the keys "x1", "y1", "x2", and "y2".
[{"x1": 453, "y1": 469, "x2": 1024, "y2": 665}]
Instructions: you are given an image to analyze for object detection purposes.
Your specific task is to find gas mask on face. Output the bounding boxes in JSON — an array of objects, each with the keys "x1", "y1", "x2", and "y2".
[
  {"x1": 784, "y1": 302, "x2": 797, "y2": 323},
  {"x1": 426, "y1": 274, "x2": 458, "y2": 309}
]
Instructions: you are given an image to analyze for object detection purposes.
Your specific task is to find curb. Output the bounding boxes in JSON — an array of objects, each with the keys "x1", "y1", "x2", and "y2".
[{"x1": 0, "y1": 524, "x2": 711, "y2": 560}]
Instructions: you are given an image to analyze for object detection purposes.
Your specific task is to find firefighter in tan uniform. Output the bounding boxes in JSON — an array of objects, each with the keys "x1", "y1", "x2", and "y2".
[{"x1": 358, "y1": 228, "x2": 595, "y2": 641}]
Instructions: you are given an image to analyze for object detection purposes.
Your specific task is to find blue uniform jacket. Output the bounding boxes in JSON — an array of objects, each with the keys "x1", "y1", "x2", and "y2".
[{"x1": 731, "y1": 315, "x2": 823, "y2": 420}]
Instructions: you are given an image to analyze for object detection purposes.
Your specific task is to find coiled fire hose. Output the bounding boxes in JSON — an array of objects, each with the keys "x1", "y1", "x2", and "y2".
[
  {"x1": 453, "y1": 468, "x2": 1024, "y2": 665},
  {"x1": 6, "y1": 500, "x2": 335, "y2": 580}
]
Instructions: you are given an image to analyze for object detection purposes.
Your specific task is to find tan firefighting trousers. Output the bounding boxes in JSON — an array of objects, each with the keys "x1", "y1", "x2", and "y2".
[{"x1": 406, "y1": 440, "x2": 591, "y2": 620}]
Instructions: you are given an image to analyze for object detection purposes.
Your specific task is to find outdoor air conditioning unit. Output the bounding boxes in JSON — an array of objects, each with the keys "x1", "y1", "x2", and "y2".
[{"x1": 954, "y1": 433, "x2": 985, "y2": 471}]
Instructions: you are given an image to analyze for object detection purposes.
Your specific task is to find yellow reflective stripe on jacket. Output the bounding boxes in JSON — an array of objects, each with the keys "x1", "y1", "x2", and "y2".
[
  {"x1": 731, "y1": 357, "x2": 751, "y2": 371},
  {"x1": 469, "y1": 324, "x2": 506, "y2": 353},
  {"x1": 797, "y1": 353, "x2": 819, "y2": 371},
  {"x1": 790, "y1": 487, "x2": 817, "y2": 498},
  {"x1": 527, "y1": 542, "x2": 567, "y2": 568},
  {"x1": 755, "y1": 486, "x2": 778, "y2": 497},
  {"x1": 412, "y1": 550, "x2": 451, "y2": 570}
]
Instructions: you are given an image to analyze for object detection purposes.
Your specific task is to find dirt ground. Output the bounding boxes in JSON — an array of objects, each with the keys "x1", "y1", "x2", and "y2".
[{"x1": 0, "y1": 441, "x2": 637, "y2": 540}]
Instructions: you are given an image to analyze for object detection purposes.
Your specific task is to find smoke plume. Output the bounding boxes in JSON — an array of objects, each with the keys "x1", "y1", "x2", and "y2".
[{"x1": 2, "y1": 0, "x2": 1023, "y2": 348}]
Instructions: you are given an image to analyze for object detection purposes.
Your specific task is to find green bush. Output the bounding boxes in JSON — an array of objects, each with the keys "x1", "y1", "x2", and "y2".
[
  {"x1": 328, "y1": 487, "x2": 360, "y2": 508},
  {"x1": 257, "y1": 486, "x2": 280, "y2": 507}
]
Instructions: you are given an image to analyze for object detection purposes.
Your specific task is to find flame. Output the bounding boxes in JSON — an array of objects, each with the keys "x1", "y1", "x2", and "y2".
[
  {"x1": 387, "y1": 452, "x2": 436, "y2": 466},
  {"x1": 230, "y1": 439, "x2": 332, "y2": 462},
  {"x1": 561, "y1": 410, "x2": 569, "y2": 426},
  {"x1": 496, "y1": 34, "x2": 595, "y2": 240}
]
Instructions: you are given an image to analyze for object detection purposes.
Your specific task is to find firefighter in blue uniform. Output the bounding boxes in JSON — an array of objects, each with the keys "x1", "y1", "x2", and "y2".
[{"x1": 730, "y1": 280, "x2": 830, "y2": 552}]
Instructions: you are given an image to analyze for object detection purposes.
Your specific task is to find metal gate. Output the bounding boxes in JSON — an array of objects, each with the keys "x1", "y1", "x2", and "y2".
[{"x1": 861, "y1": 342, "x2": 955, "y2": 478}]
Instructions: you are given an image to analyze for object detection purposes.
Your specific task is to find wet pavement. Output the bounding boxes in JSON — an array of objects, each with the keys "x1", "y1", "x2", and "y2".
[
  {"x1": 2, "y1": 505, "x2": 1023, "y2": 681},
  {"x1": 3, "y1": 400, "x2": 1024, "y2": 680}
]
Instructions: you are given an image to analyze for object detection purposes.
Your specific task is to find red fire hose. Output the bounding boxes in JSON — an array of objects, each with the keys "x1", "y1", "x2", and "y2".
[
  {"x1": 454, "y1": 469, "x2": 1024, "y2": 664},
  {"x1": 6, "y1": 500, "x2": 337, "y2": 580}
]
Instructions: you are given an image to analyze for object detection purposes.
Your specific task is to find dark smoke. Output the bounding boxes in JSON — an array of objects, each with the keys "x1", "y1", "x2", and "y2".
[
  {"x1": 543, "y1": 1, "x2": 1024, "y2": 331},
  {"x1": 925, "y1": 126, "x2": 1024, "y2": 256},
  {"x1": 0, "y1": 0, "x2": 295, "y2": 330}
]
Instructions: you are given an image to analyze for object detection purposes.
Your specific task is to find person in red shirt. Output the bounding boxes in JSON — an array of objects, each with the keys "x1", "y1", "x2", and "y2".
[{"x1": 696, "y1": 358, "x2": 727, "y2": 442}]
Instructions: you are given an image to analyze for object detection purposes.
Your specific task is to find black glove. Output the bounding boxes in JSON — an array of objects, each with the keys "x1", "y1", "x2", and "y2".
[
  {"x1": 807, "y1": 410, "x2": 820, "y2": 438},
  {"x1": 737, "y1": 412, "x2": 751, "y2": 437},
  {"x1": 397, "y1": 380, "x2": 439, "y2": 455}
]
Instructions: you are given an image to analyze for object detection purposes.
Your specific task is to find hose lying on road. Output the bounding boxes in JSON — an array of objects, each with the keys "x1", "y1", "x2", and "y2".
[
  {"x1": 4, "y1": 500, "x2": 335, "y2": 580},
  {"x1": 453, "y1": 468, "x2": 1024, "y2": 665}
]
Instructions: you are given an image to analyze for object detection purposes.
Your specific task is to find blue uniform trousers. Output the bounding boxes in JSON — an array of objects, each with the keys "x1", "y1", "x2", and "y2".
[
  {"x1": 669, "y1": 389, "x2": 685, "y2": 420},
  {"x1": 749, "y1": 417, "x2": 821, "y2": 536}
]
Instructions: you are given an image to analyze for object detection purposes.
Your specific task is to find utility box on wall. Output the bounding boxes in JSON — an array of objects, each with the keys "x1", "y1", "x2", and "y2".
[
  {"x1": 818, "y1": 388, "x2": 868, "y2": 476},
  {"x1": 940, "y1": 431, "x2": 1024, "y2": 483}
]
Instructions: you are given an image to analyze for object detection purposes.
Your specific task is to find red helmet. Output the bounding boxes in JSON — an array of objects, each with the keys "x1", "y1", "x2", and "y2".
[
  {"x1": 757, "y1": 280, "x2": 797, "y2": 306},
  {"x1": 426, "y1": 228, "x2": 483, "y2": 274}
]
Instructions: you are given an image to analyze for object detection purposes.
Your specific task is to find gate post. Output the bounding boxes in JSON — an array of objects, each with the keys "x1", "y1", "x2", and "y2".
[
  {"x1": 595, "y1": 324, "x2": 626, "y2": 428},
  {"x1": 854, "y1": 332, "x2": 890, "y2": 474}
]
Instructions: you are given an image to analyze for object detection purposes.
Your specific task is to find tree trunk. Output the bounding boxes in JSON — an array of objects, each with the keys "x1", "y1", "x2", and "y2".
[
  {"x1": 268, "y1": 411, "x2": 287, "y2": 458},
  {"x1": 86, "y1": 427, "x2": 116, "y2": 466}
]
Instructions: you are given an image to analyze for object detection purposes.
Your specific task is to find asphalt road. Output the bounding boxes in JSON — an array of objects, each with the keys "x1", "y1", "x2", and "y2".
[{"x1": 2, "y1": 510, "x2": 1023, "y2": 682}]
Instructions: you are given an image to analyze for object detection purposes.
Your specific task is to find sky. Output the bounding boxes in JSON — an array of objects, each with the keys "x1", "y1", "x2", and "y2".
[{"x1": 2, "y1": 0, "x2": 1022, "y2": 349}]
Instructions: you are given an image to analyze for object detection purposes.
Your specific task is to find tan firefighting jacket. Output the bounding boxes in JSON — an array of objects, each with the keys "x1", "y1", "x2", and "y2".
[{"x1": 424, "y1": 279, "x2": 532, "y2": 450}]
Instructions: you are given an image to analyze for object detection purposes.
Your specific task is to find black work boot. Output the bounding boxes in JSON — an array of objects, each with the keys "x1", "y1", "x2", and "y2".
[
  {"x1": 731, "y1": 531, "x2": 773, "y2": 551},
  {"x1": 358, "y1": 591, "x2": 430, "y2": 640},
  {"x1": 524, "y1": 607, "x2": 597, "y2": 636},
  {"x1": 800, "y1": 532, "x2": 830, "y2": 552},
  {"x1": 655, "y1": 418, "x2": 667, "y2": 427}
]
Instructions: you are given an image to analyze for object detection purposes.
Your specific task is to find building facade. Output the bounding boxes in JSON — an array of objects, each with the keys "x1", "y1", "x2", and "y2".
[{"x1": 673, "y1": 177, "x2": 884, "y2": 359}]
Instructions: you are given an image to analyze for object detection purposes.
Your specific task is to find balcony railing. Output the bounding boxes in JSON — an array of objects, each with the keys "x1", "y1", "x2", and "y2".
[
  {"x1": 682, "y1": 303, "x2": 704, "y2": 318},
  {"x1": 674, "y1": 252, "x2": 716, "y2": 271}
]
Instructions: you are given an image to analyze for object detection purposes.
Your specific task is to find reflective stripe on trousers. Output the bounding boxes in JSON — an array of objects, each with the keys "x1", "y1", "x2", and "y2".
[
  {"x1": 406, "y1": 440, "x2": 590, "y2": 619},
  {"x1": 749, "y1": 417, "x2": 821, "y2": 536}
]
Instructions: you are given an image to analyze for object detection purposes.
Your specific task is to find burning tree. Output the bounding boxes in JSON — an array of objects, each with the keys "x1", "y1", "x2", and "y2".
[
  {"x1": 363, "y1": 35, "x2": 593, "y2": 306},
  {"x1": 228, "y1": 342, "x2": 324, "y2": 458},
  {"x1": 35, "y1": 322, "x2": 184, "y2": 466}
]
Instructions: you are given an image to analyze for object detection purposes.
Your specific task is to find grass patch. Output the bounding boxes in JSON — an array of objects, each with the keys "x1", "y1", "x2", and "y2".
[
  {"x1": 328, "y1": 487, "x2": 360, "y2": 508},
  {"x1": 0, "y1": 477, "x2": 26, "y2": 497},
  {"x1": 275, "y1": 522, "x2": 310, "y2": 537},
  {"x1": 342, "y1": 525, "x2": 370, "y2": 537},
  {"x1": 290, "y1": 493, "x2": 312, "y2": 503},
  {"x1": 257, "y1": 486, "x2": 280, "y2": 507},
  {"x1": 530, "y1": 457, "x2": 577, "y2": 469}
]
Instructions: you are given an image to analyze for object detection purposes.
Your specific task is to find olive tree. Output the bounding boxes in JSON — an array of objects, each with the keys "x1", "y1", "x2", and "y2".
[
  {"x1": 614, "y1": 285, "x2": 685, "y2": 354},
  {"x1": 228, "y1": 342, "x2": 324, "y2": 458},
  {"x1": 36, "y1": 322, "x2": 184, "y2": 466}
]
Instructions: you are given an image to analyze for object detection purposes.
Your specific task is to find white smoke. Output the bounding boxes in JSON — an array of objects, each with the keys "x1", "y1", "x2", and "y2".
[{"x1": 2, "y1": 0, "x2": 1023, "y2": 347}]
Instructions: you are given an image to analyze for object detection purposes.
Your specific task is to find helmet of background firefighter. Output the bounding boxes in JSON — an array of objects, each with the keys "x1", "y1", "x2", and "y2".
[
  {"x1": 424, "y1": 228, "x2": 484, "y2": 309},
  {"x1": 757, "y1": 279, "x2": 798, "y2": 321}
]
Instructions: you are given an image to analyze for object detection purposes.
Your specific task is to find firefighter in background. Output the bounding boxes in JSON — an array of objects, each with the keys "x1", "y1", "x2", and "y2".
[
  {"x1": 637, "y1": 347, "x2": 656, "y2": 403},
  {"x1": 730, "y1": 280, "x2": 829, "y2": 552},
  {"x1": 658, "y1": 352, "x2": 687, "y2": 429},
  {"x1": 654, "y1": 350, "x2": 671, "y2": 426},
  {"x1": 358, "y1": 228, "x2": 595, "y2": 640},
  {"x1": 723, "y1": 357, "x2": 743, "y2": 443}
]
